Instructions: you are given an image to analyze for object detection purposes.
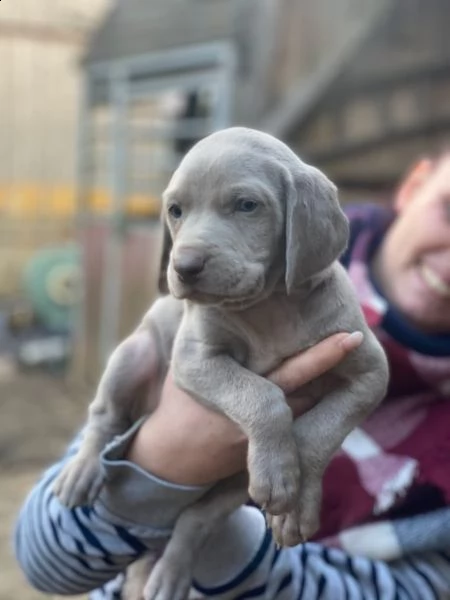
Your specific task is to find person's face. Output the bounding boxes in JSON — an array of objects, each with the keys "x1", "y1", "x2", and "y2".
[{"x1": 373, "y1": 155, "x2": 450, "y2": 333}]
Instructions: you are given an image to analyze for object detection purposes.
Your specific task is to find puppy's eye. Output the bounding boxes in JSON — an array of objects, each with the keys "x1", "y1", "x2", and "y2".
[
  {"x1": 235, "y1": 198, "x2": 258, "y2": 213},
  {"x1": 168, "y1": 203, "x2": 182, "y2": 219}
]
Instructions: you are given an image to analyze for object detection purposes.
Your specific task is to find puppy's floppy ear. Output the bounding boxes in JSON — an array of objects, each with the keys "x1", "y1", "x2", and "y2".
[
  {"x1": 157, "y1": 220, "x2": 172, "y2": 295},
  {"x1": 285, "y1": 163, "x2": 349, "y2": 293}
]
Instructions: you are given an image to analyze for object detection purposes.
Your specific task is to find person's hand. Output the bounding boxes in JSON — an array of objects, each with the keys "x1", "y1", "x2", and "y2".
[{"x1": 127, "y1": 331, "x2": 363, "y2": 486}]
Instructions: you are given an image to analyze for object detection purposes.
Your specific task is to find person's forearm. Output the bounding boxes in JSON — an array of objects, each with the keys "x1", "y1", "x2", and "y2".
[
  {"x1": 127, "y1": 332, "x2": 363, "y2": 487},
  {"x1": 14, "y1": 423, "x2": 210, "y2": 595},
  {"x1": 127, "y1": 405, "x2": 248, "y2": 485},
  {"x1": 127, "y1": 399, "x2": 314, "y2": 486}
]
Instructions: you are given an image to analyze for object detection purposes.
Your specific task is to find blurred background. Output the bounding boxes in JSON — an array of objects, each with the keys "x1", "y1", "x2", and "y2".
[{"x1": 2, "y1": 0, "x2": 450, "y2": 597}]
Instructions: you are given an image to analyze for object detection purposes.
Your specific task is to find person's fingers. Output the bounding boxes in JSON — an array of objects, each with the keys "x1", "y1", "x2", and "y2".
[
  {"x1": 268, "y1": 331, "x2": 364, "y2": 395},
  {"x1": 339, "y1": 331, "x2": 365, "y2": 352}
]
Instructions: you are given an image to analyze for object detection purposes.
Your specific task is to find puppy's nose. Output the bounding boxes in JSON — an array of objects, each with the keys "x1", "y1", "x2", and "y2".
[{"x1": 173, "y1": 249, "x2": 205, "y2": 283}]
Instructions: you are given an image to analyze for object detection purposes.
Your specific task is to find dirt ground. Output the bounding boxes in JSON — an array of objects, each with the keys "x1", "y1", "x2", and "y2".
[{"x1": 0, "y1": 364, "x2": 90, "y2": 599}]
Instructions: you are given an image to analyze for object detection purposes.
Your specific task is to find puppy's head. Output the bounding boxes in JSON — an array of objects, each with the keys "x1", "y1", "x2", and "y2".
[{"x1": 159, "y1": 127, "x2": 348, "y2": 304}]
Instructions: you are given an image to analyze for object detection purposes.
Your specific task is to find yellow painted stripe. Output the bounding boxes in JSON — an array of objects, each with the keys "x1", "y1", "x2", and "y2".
[{"x1": 0, "y1": 185, "x2": 161, "y2": 217}]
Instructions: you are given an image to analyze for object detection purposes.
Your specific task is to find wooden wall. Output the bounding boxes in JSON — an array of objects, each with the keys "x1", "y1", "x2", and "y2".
[{"x1": 0, "y1": 0, "x2": 110, "y2": 298}]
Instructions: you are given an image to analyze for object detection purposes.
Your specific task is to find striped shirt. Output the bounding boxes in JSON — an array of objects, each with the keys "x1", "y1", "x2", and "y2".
[{"x1": 14, "y1": 427, "x2": 450, "y2": 599}]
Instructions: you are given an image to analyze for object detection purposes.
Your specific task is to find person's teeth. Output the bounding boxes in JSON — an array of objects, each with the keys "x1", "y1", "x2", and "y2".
[{"x1": 420, "y1": 264, "x2": 450, "y2": 297}]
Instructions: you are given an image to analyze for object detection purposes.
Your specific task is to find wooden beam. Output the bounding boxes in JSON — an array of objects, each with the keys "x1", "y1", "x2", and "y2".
[
  {"x1": 305, "y1": 118, "x2": 450, "y2": 164},
  {"x1": 332, "y1": 62, "x2": 450, "y2": 102},
  {"x1": 260, "y1": 0, "x2": 393, "y2": 138}
]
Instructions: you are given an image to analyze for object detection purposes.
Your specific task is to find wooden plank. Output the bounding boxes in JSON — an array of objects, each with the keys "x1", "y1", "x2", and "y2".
[{"x1": 261, "y1": 0, "x2": 393, "y2": 137}]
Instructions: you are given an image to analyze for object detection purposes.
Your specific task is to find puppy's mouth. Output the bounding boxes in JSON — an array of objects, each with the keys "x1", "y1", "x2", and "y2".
[{"x1": 170, "y1": 278, "x2": 265, "y2": 307}]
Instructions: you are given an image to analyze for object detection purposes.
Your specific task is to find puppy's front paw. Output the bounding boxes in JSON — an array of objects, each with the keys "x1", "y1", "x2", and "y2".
[
  {"x1": 53, "y1": 453, "x2": 104, "y2": 508},
  {"x1": 143, "y1": 555, "x2": 193, "y2": 600},
  {"x1": 266, "y1": 471, "x2": 321, "y2": 547},
  {"x1": 267, "y1": 508, "x2": 318, "y2": 547},
  {"x1": 267, "y1": 512, "x2": 303, "y2": 547},
  {"x1": 247, "y1": 440, "x2": 300, "y2": 515}
]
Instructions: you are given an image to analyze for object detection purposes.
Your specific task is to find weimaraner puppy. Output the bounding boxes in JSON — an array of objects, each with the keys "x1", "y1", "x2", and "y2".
[{"x1": 53, "y1": 127, "x2": 388, "y2": 600}]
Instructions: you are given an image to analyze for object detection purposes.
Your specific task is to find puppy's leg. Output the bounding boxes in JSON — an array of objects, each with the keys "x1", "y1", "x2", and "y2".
[
  {"x1": 123, "y1": 553, "x2": 161, "y2": 600},
  {"x1": 269, "y1": 364, "x2": 388, "y2": 546},
  {"x1": 53, "y1": 326, "x2": 158, "y2": 507},
  {"x1": 174, "y1": 346, "x2": 301, "y2": 516},
  {"x1": 144, "y1": 472, "x2": 249, "y2": 600}
]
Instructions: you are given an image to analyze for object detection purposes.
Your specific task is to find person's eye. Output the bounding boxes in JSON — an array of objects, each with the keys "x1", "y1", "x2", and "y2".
[
  {"x1": 235, "y1": 198, "x2": 259, "y2": 213},
  {"x1": 168, "y1": 203, "x2": 183, "y2": 219}
]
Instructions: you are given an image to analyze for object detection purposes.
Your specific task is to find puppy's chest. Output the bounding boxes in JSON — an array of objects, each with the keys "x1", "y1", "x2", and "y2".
[{"x1": 232, "y1": 303, "x2": 309, "y2": 374}]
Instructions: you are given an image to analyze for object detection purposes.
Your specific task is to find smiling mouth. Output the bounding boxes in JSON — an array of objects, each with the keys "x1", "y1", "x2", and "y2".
[{"x1": 419, "y1": 264, "x2": 450, "y2": 298}]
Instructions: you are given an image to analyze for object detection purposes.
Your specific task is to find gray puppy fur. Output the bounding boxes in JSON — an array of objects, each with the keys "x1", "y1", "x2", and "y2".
[{"x1": 53, "y1": 127, "x2": 388, "y2": 600}]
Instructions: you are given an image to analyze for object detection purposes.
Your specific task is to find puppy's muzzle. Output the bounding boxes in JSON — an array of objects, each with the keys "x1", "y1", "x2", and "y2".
[{"x1": 173, "y1": 247, "x2": 206, "y2": 284}]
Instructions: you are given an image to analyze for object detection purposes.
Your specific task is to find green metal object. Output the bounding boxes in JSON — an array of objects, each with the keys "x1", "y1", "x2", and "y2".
[{"x1": 23, "y1": 245, "x2": 82, "y2": 332}]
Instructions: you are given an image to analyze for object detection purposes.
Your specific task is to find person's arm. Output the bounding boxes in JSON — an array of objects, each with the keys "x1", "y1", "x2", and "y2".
[
  {"x1": 127, "y1": 331, "x2": 364, "y2": 485},
  {"x1": 14, "y1": 332, "x2": 361, "y2": 595},
  {"x1": 126, "y1": 326, "x2": 450, "y2": 600}
]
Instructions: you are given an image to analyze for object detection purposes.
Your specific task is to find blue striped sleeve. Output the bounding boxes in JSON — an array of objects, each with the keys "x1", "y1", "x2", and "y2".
[
  {"x1": 14, "y1": 423, "x2": 210, "y2": 595},
  {"x1": 191, "y1": 505, "x2": 450, "y2": 600},
  {"x1": 14, "y1": 426, "x2": 450, "y2": 599}
]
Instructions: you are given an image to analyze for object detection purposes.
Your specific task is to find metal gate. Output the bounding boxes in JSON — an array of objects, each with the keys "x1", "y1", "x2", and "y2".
[{"x1": 76, "y1": 43, "x2": 236, "y2": 378}]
